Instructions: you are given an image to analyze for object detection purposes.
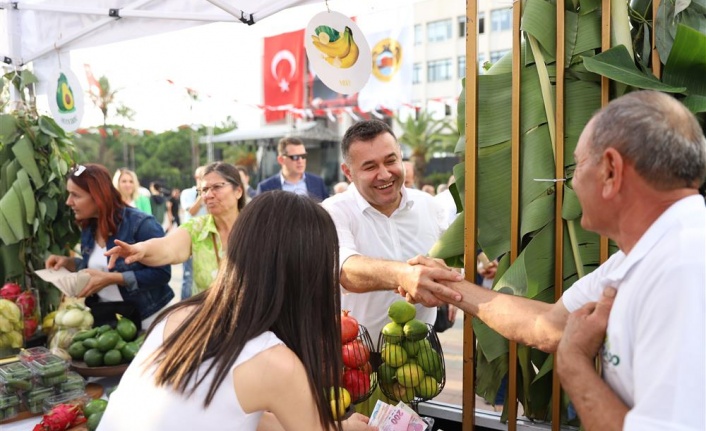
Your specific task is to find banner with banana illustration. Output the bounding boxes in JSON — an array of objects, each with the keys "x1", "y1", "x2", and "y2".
[{"x1": 305, "y1": 11, "x2": 371, "y2": 95}]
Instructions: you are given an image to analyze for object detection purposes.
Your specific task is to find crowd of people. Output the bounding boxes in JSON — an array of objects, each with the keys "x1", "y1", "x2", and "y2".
[{"x1": 44, "y1": 91, "x2": 704, "y2": 431}]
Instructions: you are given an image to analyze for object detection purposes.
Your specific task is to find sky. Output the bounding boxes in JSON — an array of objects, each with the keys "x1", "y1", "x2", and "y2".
[{"x1": 1, "y1": 0, "x2": 412, "y2": 133}]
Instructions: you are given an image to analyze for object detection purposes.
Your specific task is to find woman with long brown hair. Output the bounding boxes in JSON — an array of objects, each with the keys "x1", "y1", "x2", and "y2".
[{"x1": 98, "y1": 192, "x2": 374, "y2": 430}]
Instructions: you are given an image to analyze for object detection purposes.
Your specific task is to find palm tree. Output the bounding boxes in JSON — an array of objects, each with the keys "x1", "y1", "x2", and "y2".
[
  {"x1": 87, "y1": 76, "x2": 118, "y2": 164},
  {"x1": 395, "y1": 109, "x2": 458, "y2": 189}
]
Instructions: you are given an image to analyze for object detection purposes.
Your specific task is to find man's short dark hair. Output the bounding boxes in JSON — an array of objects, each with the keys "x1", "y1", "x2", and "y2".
[
  {"x1": 277, "y1": 137, "x2": 304, "y2": 155},
  {"x1": 341, "y1": 120, "x2": 396, "y2": 163}
]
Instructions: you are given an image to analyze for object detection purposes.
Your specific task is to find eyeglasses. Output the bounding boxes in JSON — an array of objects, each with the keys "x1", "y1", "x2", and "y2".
[
  {"x1": 197, "y1": 182, "x2": 230, "y2": 196},
  {"x1": 70, "y1": 165, "x2": 87, "y2": 177},
  {"x1": 283, "y1": 154, "x2": 307, "y2": 161}
]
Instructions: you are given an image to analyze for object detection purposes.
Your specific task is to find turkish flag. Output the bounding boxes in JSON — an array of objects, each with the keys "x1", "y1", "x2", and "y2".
[{"x1": 263, "y1": 29, "x2": 305, "y2": 123}]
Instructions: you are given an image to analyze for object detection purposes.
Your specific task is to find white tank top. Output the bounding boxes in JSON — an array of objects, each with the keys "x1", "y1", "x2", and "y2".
[{"x1": 97, "y1": 319, "x2": 283, "y2": 431}]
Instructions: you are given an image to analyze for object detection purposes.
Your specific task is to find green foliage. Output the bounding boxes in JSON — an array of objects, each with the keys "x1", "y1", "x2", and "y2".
[
  {"x1": 395, "y1": 110, "x2": 457, "y2": 189},
  {"x1": 0, "y1": 107, "x2": 80, "y2": 313}
]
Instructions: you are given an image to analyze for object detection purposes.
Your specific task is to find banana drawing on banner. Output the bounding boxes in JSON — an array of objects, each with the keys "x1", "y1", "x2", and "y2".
[{"x1": 311, "y1": 26, "x2": 360, "y2": 69}]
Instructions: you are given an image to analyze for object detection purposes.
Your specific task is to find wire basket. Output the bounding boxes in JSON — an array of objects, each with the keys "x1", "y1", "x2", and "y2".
[
  {"x1": 377, "y1": 323, "x2": 446, "y2": 404},
  {"x1": 342, "y1": 324, "x2": 378, "y2": 404}
]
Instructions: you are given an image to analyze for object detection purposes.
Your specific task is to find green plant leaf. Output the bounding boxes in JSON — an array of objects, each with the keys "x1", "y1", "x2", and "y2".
[
  {"x1": 582, "y1": 45, "x2": 687, "y2": 92},
  {"x1": 0, "y1": 187, "x2": 27, "y2": 242},
  {"x1": 682, "y1": 94, "x2": 706, "y2": 113},
  {"x1": 429, "y1": 212, "x2": 464, "y2": 260},
  {"x1": 12, "y1": 136, "x2": 45, "y2": 188},
  {"x1": 16, "y1": 170, "x2": 36, "y2": 224},
  {"x1": 663, "y1": 25, "x2": 706, "y2": 96},
  {"x1": 0, "y1": 114, "x2": 18, "y2": 144}
]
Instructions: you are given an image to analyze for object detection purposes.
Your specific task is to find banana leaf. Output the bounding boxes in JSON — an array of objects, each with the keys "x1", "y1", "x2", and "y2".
[{"x1": 663, "y1": 25, "x2": 706, "y2": 96}]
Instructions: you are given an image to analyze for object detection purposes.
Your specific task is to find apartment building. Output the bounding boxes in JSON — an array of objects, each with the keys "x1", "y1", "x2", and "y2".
[{"x1": 412, "y1": 0, "x2": 513, "y2": 115}]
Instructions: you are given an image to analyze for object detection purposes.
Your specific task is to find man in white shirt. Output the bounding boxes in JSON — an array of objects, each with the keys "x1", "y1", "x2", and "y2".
[
  {"x1": 322, "y1": 120, "x2": 463, "y2": 341},
  {"x1": 426, "y1": 91, "x2": 705, "y2": 430},
  {"x1": 179, "y1": 166, "x2": 207, "y2": 299}
]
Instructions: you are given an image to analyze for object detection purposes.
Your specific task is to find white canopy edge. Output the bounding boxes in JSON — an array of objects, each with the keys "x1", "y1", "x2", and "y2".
[
  {"x1": 0, "y1": 0, "x2": 319, "y2": 68},
  {"x1": 200, "y1": 121, "x2": 318, "y2": 144}
]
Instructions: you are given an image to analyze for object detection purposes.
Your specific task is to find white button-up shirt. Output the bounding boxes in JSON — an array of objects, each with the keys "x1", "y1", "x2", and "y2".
[{"x1": 322, "y1": 184, "x2": 449, "y2": 340}]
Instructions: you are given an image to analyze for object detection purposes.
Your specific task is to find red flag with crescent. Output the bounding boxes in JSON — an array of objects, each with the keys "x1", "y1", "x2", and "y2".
[{"x1": 263, "y1": 29, "x2": 305, "y2": 123}]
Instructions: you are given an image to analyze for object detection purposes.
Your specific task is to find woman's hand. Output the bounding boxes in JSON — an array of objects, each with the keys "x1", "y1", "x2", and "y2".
[
  {"x1": 105, "y1": 239, "x2": 146, "y2": 269},
  {"x1": 77, "y1": 269, "x2": 124, "y2": 297},
  {"x1": 342, "y1": 413, "x2": 377, "y2": 431},
  {"x1": 45, "y1": 255, "x2": 75, "y2": 271}
]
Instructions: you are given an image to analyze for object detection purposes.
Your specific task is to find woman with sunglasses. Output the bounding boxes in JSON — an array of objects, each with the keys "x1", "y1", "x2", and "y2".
[
  {"x1": 106, "y1": 162, "x2": 246, "y2": 296},
  {"x1": 45, "y1": 164, "x2": 173, "y2": 328},
  {"x1": 98, "y1": 192, "x2": 374, "y2": 431}
]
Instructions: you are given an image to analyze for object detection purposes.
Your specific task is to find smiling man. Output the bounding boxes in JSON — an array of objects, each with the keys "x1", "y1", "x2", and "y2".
[
  {"x1": 256, "y1": 136, "x2": 329, "y2": 201},
  {"x1": 321, "y1": 120, "x2": 462, "y2": 341}
]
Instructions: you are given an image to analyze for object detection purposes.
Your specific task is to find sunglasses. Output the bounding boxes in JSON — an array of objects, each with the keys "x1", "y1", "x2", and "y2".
[
  {"x1": 283, "y1": 154, "x2": 307, "y2": 161},
  {"x1": 70, "y1": 164, "x2": 87, "y2": 177}
]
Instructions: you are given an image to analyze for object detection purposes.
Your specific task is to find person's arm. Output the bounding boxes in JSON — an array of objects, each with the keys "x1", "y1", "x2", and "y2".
[
  {"x1": 237, "y1": 345, "x2": 376, "y2": 431},
  {"x1": 105, "y1": 227, "x2": 193, "y2": 269},
  {"x1": 411, "y1": 255, "x2": 569, "y2": 352},
  {"x1": 187, "y1": 195, "x2": 204, "y2": 216},
  {"x1": 556, "y1": 287, "x2": 626, "y2": 431},
  {"x1": 340, "y1": 255, "x2": 463, "y2": 307}
]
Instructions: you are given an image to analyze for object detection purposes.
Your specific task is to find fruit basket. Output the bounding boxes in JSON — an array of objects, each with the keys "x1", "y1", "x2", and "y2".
[
  {"x1": 339, "y1": 310, "x2": 378, "y2": 405},
  {"x1": 376, "y1": 302, "x2": 446, "y2": 405}
]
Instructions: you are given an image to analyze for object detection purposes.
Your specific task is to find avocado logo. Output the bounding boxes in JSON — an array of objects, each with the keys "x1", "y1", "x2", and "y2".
[
  {"x1": 371, "y1": 38, "x2": 403, "y2": 82},
  {"x1": 56, "y1": 73, "x2": 76, "y2": 113}
]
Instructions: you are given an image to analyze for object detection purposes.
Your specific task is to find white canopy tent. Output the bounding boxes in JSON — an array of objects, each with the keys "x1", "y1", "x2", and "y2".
[{"x1": 0, "y1": 0, "x2": 320, "y2": 68}]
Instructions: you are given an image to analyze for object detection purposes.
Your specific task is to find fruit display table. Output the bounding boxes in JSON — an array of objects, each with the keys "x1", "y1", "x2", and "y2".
[{"x1": 0, "y1": 375, "x2": 119, "y2": 431}]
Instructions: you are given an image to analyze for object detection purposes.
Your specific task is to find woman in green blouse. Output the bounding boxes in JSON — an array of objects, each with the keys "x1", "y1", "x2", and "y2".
[{"x1": 106, "y1": 162, "x2": 246, "y2": 296}]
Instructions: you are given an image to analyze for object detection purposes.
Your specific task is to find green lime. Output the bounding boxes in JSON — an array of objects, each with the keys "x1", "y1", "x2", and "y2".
[
  {"x1": 388, "y1": 301, "x2": 416, "y2": 324},
  {"x1": 83, "y1": 348, "x2": 104, "y2": 367},
  {"x1": 87, "y1": 411, "x2": 104, "y2": 431},
  {"x1": 96, "y1": 331, "x2": 120, "y2": 353},
  {"x1": 381, "y1": 322, "x2": 404, "y2": 344},
  {"x1": 116, "y1": 317, "x2": 137, "y2": 341},
  {"x1": 82, "y1": 338, "x2": 98, "y2": 349},
  {"x1": 377, "y1": 362, "x2": 397, "y2": 385},
  {"x1": 68, "y1": 341, "x2": 88, "y2": 360},
  {"x1": 121, "y1": 341, "x2": 140, "y2": 362},
  {"x1": 84, "y1": 399, "x2": 108, "y2": 417},
  {"x1": 103, "y1": 349, "x2": 122, "y2": 366},
  {"x1": 403, "y1": 319, "x2": 429, "y2": 341},
  {"x1": 381, "y1": 343, "x2": 408, "y2": 367}
]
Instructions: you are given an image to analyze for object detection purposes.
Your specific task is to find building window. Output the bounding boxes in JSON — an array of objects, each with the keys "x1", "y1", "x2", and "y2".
[
  {"x1": 479, "y1": 12, "x2": 485, "y2": 34},
  {"x1": 413, "y1": 63, "x2": 422, "y2": 84},
  {"x1": 490, "y1": 50, "x2": 510, "y2": 64},
  {"x1": 427, "y1": 59, "x2": 453, "y2": 82},
  {"x1": 458, "y1": 55, "x2": 466, "y2": 77},
  {"x1": 457, "y1": 16, "x2": 466, "y2": 38},
  {"x1": 491, "y1": 9, "x2": 511, "y2": 32},
  {"x1": 427, "y1": 19, "x2": 452, "y2": 43},
  {"x1": 414, "y1": 24, "x2": 422, "y2": 45}
]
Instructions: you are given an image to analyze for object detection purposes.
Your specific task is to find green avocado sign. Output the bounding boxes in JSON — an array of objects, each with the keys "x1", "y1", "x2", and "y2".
[{"x1": 48, "y1": 69, "x2": 83, "y2": 132}]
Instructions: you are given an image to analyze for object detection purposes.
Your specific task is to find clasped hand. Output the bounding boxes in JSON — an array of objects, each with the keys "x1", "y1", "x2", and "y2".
[{"x1": 396, "y1": 255, "x2": 463, "y2": 306}]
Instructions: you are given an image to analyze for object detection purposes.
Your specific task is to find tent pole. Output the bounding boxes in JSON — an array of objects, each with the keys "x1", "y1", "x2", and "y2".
[
  {"x1": 3, "y1": 1, "x2": 22, "y2": 106},
  {"x1": 14, "y1": 2, "x2": 238, "y2": 22}
]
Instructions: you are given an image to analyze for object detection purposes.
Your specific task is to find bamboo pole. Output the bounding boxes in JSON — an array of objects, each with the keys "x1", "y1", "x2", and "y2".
[
  {"x1": 599, "y1": 0, "x2": 611, "y2": 263},
  {"x1": 551, "y1": 0, "x2": 566, "y2": 429},
  {"x1": 506, "y1": 0, "x2": 523, "y2": 429},
  {"x1": 463, "y1": 0, "x2": 479, "y2": 429},
  {"x1": 652, "y1": 0, "x2": 662, "y2": 78}
]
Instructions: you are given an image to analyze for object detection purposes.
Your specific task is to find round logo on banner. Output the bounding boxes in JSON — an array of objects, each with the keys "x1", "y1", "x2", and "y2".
[
  {"x1": 305, "y1": 11, "x2": 371, "y2": 95},
  {"x1": 47, "y1": 69, "x2": 84, "y2": 133},
  {"x1": 371, "y1": 38, "x2": 403, "y2": 82}
]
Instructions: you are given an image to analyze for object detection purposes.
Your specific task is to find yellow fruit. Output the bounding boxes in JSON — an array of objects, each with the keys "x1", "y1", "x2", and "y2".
[
  {"x1": 388, "y1": 301, "x2": 416, "y2": 324},
  {"x1": 381, "y1": 343, "x2": 408, "y2": 367},
  {"x1": 335, "y1": 37, "x2": 359, "y2": 69},
  {"x1": 329, "y1": 386, "x2": 351, "y2": 409},
  {"x1": 396, "y1": 363, "x2": 426, "y2": 388},
  {"x1": 330, "y1": 399, "x2": 346, "y2": 420},
  {"x1": 42, "y1": 311, "x2": 57, "y2": 335},
  {"x1": 415, "y1": 375, "x2": 439, "y2": 399},
  {"x1": 312, "y1": 27, "x2": 352, "y2": 59},
  {"x1": 381, "y1": 322, "x2": 404, "y2": 344}
]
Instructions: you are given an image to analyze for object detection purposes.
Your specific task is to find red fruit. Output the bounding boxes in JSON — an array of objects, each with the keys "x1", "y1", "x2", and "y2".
[
  {"x1": 341, "y1": 310, "x2": 359, "y2": 343},
  {"x1": 0, "y1": 282, "x2": 21, "y2": 300},
  {"x1": 342, "y1": 368, "x2": 371, "y2": 401},
  {"x1": 342, "y1": 340, "x2": 370, "y2": 368},
  {"x1": 358, "y1": 361, "x2": 373, "y2": 376},
  {"x1": 23, "y1": 318, "x2": 38, "y2": 339},
  {"x1": 16, "y1": 291, "x2": 36, "y2": 317}
]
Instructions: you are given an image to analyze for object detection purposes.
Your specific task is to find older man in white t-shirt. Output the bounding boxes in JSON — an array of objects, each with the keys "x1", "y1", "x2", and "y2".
[
  {"x1": 322, "y1": 120, "x2": 462, "y2": 341},
  {"x1": 428, "y1": 91, "x2": 705, "y2": 430}
]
